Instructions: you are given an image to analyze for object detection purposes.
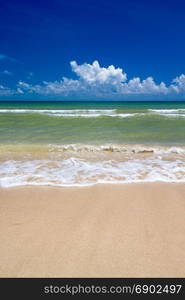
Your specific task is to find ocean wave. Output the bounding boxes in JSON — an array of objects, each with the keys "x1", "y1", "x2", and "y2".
[
  {"x1": 1, "y1": 108, "x2": 185, "y2": 118},
  {"x1": 0, "y1": 108, "x2": 147, "y2": 118},
  {"x1": 48, "y1": 144, "x2": 185, "y2": 155},
  {"x1": 149, "y1": 109, "x2": 185, "y2": 113},
  {"x1": 149, "y1": 109, "x2": 185, "y2": 118},
  {"x1": 1, "y1": 157, "x2": 185, "y2": 187},
  {"x1": 0, "y1": 109, "x2": 136, "y2": 118},
  {"x1": 1, "y1": 143, "x2": 184, "y2": 155}
]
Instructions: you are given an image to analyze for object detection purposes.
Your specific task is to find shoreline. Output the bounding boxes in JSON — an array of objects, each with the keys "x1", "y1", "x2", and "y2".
[
  {"x1": 1, "y1": 143, "x2": 185, "y2": 187},
  {"x1": 0, "y1": 182, "x2": 185, "y2": 277}
]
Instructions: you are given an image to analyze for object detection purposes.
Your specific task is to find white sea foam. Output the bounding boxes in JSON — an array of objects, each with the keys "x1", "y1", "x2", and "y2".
[
  {"x1": 149, "y1": 109, "x2": 185, "y2": 118},
  {"x1": 150, "y1": 109, "x2": 185, "y2": 113},
  {"x1": 1, "y1": 108, "x2": 185, "y2": 118},
  {"x1": 0, "y1": 109, "x2": 116, "y2": 114},
  {"x1": 0, "y1": 108, "x2": 145, "y2": 118},
  {"x1": 48, "y1": 144, "x2": 185, "y2": 155},
  {"x1": 1, "y1": 156, "x2": 185, "y2": 187}
]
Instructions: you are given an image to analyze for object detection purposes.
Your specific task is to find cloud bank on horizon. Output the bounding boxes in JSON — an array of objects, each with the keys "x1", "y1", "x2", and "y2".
[{"x1": 1, "y1": 60, "x2": 185, "y2": 99}]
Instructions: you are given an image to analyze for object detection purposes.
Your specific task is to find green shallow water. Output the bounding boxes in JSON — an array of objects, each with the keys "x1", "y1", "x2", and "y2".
[{"x1": 0, "y1": 101, "x2": 185, "y2": 146}]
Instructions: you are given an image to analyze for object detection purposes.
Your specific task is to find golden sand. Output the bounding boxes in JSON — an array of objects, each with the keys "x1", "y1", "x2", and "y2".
[{"x1": 0, "y1": 183, "x2": 185, "y2": 277}]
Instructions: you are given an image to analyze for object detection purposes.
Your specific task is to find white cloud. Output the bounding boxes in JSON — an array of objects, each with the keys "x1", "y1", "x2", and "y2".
[
  {"x1": 169, "y1": 74, "x2": 185, "y2": 93},
  {"x1": 16, "y1": 87, "x2": 24, "y2": 94},
  {"x1": 70, "y1": 60, "x2": 127, "y2": 84},
  {"x1": 1, "y1": 60, "x2": 185, "y2": 98},
  {"x1": 121, "y1": 77, "x2": 168, "y2": 94},
  {"x1": 17, "y1": 60, "x2": 176, "y2": 98}
]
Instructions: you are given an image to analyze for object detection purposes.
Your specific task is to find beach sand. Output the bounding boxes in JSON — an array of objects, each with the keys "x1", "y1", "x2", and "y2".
[{"x1": 0, "y1": 183, "x2": 185, "y2": 277}]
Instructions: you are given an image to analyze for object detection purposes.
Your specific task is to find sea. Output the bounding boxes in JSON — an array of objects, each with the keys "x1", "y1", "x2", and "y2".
[{"x1": 0, "y1": 100, "x2": 185, "y2": 187}]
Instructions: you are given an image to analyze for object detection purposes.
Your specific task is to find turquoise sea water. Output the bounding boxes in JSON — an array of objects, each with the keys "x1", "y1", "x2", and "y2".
[
  {"x1": 0, "y1": 101, "x2": 185, "y2": 145},
  {"x1": 0, "y1": 101, "x2": 185, "y2": 187}
]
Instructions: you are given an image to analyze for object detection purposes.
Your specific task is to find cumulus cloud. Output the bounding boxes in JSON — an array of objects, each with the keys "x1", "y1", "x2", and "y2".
[
  {"x1": 70, "y1": 60, "x2": 127, "y2": 84},
  {"x1": 1, "y1": 60, "x2": 185, "y2": 98},
  {"x1": 121, "y1": 77, "x2": 168, "y2": 94},
  {"x1": 16, "y1": 60, "x2": 179, "y2": 98},
  {"x1": 169, "y1": 74, "x2": 185, "y2": 93}
]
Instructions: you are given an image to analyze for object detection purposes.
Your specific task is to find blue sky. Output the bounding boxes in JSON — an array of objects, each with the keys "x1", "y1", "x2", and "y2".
[{"x1": 0, "y1": 0, "x2": 185, "y2": 100}]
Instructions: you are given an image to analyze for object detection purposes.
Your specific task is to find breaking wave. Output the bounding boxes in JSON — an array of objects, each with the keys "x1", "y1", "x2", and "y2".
[
  {"x1": 149, "y1": 109, "x2": 185, "y2": 118},
  {"x1": 0, "y1": 109, "x2": 142, "y2": 118},
  {"x1": 1, "y1": 108, "x2": 185, "y2": 118},
  {"x1": 1, "y1": 144, "x2": 185, "y2": 187},
  {"x1": 47, "y1": 144, "x2": 185, "y2": 154}
]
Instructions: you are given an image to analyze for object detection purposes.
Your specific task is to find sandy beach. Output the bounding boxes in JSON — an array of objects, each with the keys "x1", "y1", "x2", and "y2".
[{"x1": 0, "y1": 183, "x2": 185, "y2": 277}]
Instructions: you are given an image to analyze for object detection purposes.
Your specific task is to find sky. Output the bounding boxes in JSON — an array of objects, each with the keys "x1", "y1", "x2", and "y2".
[{"x1": 0, "y1": 0, "x2": 185, "y2": 100}]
